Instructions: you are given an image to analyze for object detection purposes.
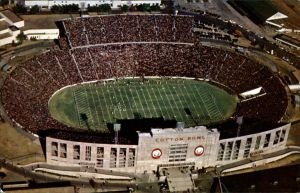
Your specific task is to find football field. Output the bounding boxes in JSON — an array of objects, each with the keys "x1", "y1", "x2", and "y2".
[{"x1": 48, "y1": 78, "x2": 238, "y2": 131}]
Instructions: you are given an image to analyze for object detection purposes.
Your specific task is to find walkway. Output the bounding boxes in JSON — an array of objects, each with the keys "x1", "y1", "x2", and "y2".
[{"x1": 217, "y1": 146, "x2": 300, "y2": 174}]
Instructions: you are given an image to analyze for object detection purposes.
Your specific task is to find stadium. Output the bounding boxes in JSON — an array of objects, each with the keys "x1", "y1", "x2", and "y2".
[{"x1": 0, "y1": 14, "x2": 291, "y2": 175}]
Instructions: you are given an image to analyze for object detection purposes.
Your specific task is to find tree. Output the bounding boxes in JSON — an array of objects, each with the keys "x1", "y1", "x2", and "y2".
[
  {"x1": 87, "y1": 4, "x2": 111, "y2": 13},
  {"x1": 51, "y1": 4, "x2": 79, "y2": 13},
  {"x1": 51, "y1": 5, "x2": 60, "y2": 13},
  {"x1": 29, "y1": 5, "x2": 40, "y2": 14},
  {"x1": 0, "y1": 0, "x2": 9, "y2": 7},
  {"x1": 129, "y1": 5, "x2": 136, "y2": 12},
  {"x1": 119, "y1": 4, "x2": 129, "y2": 12},
  {"x1": 16, "y1": 32, "x2": 26, "y2": 43},
  {"x1": 136, "y1": 4, "x2": 151, "y2": 12},
  {"x1": 150, "y1": 3, "x2": 160, "y2": 12},
  {"x1": 12, "y1": 4, "x2": 27, "y2": 14},
  {"x1": 99, "y1": 4, "x2": 111, "y2": 12},
  {"x1": 68, "y1": 4, "x2": 79, "y2": 13}
]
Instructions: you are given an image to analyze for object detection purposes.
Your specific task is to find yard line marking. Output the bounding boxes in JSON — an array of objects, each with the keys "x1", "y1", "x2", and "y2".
[
  {"x1": 128, "y1": 84, "x2": 140, "y2": 116},
  {"x1": 99, "y1": 84, "x2": 114, "y2": 122},
  {"x1": 185, "y1": 83, "x2": 206, "y2": 123},
  {"x1": 145, "y1": 84, "x2": 160, "y2": 117},
  {"x1": 93, "y1": 84, "x2": 107, "y2": 124},
  {"x1": 72, "y1": 87, "x2": 84, "y2": 127},
  {"x1": 167, "y1": 83, "x2": 185, "y2": 121},
  {"x1": 133, "y1": 84, "x2": 147, "y2": 117},
  {"x1": 191, "y1": 84, "x2": 212, "y2": 120},
  {"x1": 88, "y1": 84, "x2": 101, "y2": 128},
  {"x1": 140, "y1": 83, "x2": 153, "y2": 117},
  {"x1": 119, "y1": 85, "x2": 133, "y2": 119},
  {"x1": 157, "y1": 82, "x2": 174, "y2": 119},
  {"x1": 111, "y1": 84, "x2": 124, "y2": 119},
  {"x1": 106, "y1": 83, "x2": 119, "y2": 121},
  {"x1": 83, "y1": 85, "x2": 95, "y2": 127},
  {"x1": 118, "y1": 84, "x2": 131, "y2": 119},
  {"x1": 148, "y1": 83, "x2": 164, "y2": 117}
]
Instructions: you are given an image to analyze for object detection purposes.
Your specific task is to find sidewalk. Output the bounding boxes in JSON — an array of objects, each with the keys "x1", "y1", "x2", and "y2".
[{"x1": 218, "y1": 146, "x2": 300, "y2": 175}]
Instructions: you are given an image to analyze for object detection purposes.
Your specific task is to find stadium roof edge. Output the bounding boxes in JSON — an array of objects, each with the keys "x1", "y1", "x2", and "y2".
[{"x1": 266, "y1": 12, "x2": 288, "y2": 21}]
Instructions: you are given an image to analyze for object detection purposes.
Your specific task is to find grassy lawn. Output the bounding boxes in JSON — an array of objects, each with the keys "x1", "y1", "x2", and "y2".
[
  {"x1": 0, "y1": 123, "x2": 45, "y2": 164},
  {"x1": 48, "y1": 78, "x2": 238, "y2": 131}
]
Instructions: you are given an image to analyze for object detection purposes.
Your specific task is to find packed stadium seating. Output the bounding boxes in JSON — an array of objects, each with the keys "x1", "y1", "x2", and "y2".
[
  {"x1": 63, "y1": 15, "x2": 194, "y2": 47},
  {"x1": 1, "y1": 15, "x2": 288, "y2": 141}
]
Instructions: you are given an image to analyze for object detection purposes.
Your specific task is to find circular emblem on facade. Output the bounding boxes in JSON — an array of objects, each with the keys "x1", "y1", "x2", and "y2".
[
  {"x1": 194, "y1": 145, "x2": 204, "y2": 156},
  {"x1": 151, "y1": 148, "x2": 162, "y2": 159}
]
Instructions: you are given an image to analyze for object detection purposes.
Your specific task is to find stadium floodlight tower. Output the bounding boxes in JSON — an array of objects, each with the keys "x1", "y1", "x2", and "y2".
[
  {"x1": 236, "y1": 116, "x2": 243, "y2": 137},
  {"x1": 174, "y1": 9, "x2": 178, "y2": 16},
  {"x1": 176, "y1": 122, "x2": 185, "y2": 132},
  {"x1": 114, "y1": 123, "x2": 121, "y2": 144}
]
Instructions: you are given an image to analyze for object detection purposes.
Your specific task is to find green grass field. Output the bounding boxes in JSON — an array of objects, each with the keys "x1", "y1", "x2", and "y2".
[{"x1": 48, "y1": 78, "x2": 238, "y2": 131}]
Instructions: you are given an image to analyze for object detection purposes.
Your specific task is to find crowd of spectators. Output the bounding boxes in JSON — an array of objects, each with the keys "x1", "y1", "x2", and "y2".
[
  {"x1": 1, "y1": 15, "x2": 288, "y2": 143},
  {"x1": 2, "y1": 44, "x2": 287, "y2": 138},
  {"x1": 63, "y1": 15, "x2": 194, "y2": 47}
]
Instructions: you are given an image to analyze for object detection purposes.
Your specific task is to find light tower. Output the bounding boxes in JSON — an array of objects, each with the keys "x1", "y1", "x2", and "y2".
[
  {"x1": 114, "y1": 123, "x2": 121, "y2": 144},
  {"x1": 236, "y1": 116, "x2": 243, "y2": 137}
]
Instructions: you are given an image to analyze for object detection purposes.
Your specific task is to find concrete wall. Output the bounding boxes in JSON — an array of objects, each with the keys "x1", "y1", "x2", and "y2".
[
  {"x1": 136, "y1": 127, "x2": 220, "y2": 173},
  {"x1": 0, "y1": 28, "x2": 10, "y2": 35},
  {"x1": 46, "y1": 124, "x2": 290, "y2": 174},
  {"x1": 0, "y1": 28, "x2": 20, "y2": 46},
  {"x1": 216, "y1": 123, "x2": 291, "y2": 165},
  {"x1": 46, "y1": 137, "x2": 138, "y2": 173},
  {"x1": 24, "y1": 29, "x2": 59, "y2": 40},
  {"x1": 0, "y1": 35, "x2": 17, "y2": 46}
]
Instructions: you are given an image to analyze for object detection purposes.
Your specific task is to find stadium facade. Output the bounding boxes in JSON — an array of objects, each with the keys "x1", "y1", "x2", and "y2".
[{"x1": 47, "y1": 124, "x2": 290, "y2": 173}]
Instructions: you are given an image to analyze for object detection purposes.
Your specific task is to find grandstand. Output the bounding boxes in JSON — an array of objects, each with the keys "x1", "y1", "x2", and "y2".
[
  {"x1": 0, "y1": 15, "x2": 292, "y2": 187},
  {"x1": 0, "y1": 14, "x2": 288, "y2": 142}
]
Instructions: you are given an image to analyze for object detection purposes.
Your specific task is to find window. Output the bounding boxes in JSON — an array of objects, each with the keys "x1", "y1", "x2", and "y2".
[
  {"x1": 110, "y1": 148, "x2": 117, "y2": 168},
  {"x1": 224, "y1": 141, "x2": 233, "y2": 160},
  {"x1": 85, "y1": 146, "x2": 91, "y2": 161},
  {"x1": 119, "y1": 148, "x2": 126, "y2": 167},
  {"x1": 232, "y1": 140, "x2": 241, "y2": 160},
  {"x1": 255, "y1": 136, "x2": 261, "y2": 150},
  {"x1": 169, "y1": 144, "x2": 188, "y2": 162},
  {"x1": 279, "y1": 129, "x2": 286, "y2": 142},
  {"x1": 96, "y1": 147, "x2": 104, "y2": 168},
  {"x1": 217, "y1": 143, "x2": 225, "y2": 161},
  {"x1": 128, "y1": 148, "x2": 135, "y2": 167},
  {"x1": 264, "y1": 133, "x2": 271, "y2": 148},
  {"x1": 51, "y1": 142, "x2": 58, "y2": 157},
  {"x1": 73, "y1": 145, "x2": 80, "y2": 160},
  {"x1": 273, "y1": 130, "x2": 281, "y2": 145},
  {"x1": 243, "y1": 138, "x2": 252, "y2": 158},
  {"x1": 97, "y1": 147, "x2": 104, "y2": 158},
  {"x1": 60, "y1": 143, "x2": 67, "y2": 158}
]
